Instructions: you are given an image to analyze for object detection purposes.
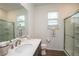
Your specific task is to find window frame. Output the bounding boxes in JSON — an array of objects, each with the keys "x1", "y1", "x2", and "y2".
[
  {"x1": 15, "y1": 15, "x2": 26, "y2": 38},
  {"x1": 16, "y1": 15, "x2": 25, "y2": 27},
  {"x1": 48, "y1": 12, "x2": 58, "y2": 26}
]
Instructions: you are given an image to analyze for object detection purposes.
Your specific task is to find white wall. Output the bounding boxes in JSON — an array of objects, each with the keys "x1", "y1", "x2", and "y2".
[
  {"x1": 0, "y1": 9, "x2": 8, "y2": 20},
  {"x1": 21, "y1": 3, "x2": 34, "y2": 38},
  {"x1": 33, "y1": 3, "x2": 79, "y2": 51},
  {"x1": 7, "y1": 9, "x2": 27, "y2": 22},
  {"x1": 0, "y1": 8, "x2": 27, "y2": 22}
]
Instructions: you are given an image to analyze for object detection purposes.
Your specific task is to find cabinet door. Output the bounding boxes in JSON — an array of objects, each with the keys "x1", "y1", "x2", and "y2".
[{"x1": 65, "y1": 18, "x2": 74, "y2": 56}]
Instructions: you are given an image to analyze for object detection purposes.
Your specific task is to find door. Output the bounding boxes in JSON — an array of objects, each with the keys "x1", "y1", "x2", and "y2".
[{"x1": 65, "y1": 17, "x2": 74, "y2": 55}]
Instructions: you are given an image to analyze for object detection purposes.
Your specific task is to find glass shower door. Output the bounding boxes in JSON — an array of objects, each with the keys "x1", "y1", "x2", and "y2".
[
  {"x1": 0, "y1": 20, "x2": 14, "y2": 42},
  {"x1": 64, "y1": 12, "x2": 79, "y2": 56},
  {"x1": 65, "y1": 17, "x2": 74, "y2": 56},
  {"x1": 72, "y1": 13, "x2": 79, "y2": 56}
]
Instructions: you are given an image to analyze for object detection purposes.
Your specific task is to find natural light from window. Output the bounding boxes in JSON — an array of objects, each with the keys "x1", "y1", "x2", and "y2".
[
  {"x1": 17, "y1": 15, "x2": 25, "y2": 26},
  {"x1": 48, "y1": 12, "x2": 58, "y2": 26}
]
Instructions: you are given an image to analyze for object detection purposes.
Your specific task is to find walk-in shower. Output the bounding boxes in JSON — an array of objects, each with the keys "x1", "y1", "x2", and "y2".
[{"x1": 64, "y1": 10, "x2": 79, "y2": 56}]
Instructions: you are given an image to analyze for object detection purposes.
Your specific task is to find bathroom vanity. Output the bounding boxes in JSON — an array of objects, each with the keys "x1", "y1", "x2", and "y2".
[
  {"x1": 6, "y1": 39, "x2": 41, "y2": 56},
  {"x1": 33, "y1": 41, "x2": 41, "y2": 56}
]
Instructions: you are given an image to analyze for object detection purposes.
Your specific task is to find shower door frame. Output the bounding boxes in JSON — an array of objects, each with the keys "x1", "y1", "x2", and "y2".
[{"x1": 64, "y1": 10, "x2": 79, "y2": 56}]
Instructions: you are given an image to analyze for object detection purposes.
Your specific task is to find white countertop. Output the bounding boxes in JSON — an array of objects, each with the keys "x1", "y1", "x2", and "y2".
[{"x1": 6, "y1": 39, "x2": 41, "y2": 56}]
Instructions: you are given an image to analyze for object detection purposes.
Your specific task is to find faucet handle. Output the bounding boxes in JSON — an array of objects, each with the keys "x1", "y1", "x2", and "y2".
[
  {"x1": 9, "y1": 41, "x2": 14, "y2": 49},
  {"x1": 15, "y1": 39, "x2": 21, "y2": 47},
  {"x1": 18, "y1": 40, "x2": 21, "y2": 45}
]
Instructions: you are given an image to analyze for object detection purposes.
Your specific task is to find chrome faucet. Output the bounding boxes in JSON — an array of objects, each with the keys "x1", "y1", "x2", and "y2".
[{"x1": 15, "y1": 39, "x2": 21, "y2": 47}]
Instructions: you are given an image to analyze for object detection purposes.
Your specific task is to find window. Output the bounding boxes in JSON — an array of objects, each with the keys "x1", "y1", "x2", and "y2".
[
  {"x1": 16, "y1": 15, "x2": 25, "y2": 26},
  {"x1": 16, "y1": 15, "x2": 25, "y2": 37},
  {"x1": 48, "y1": 12, "x2": 58, "y2": 26}
]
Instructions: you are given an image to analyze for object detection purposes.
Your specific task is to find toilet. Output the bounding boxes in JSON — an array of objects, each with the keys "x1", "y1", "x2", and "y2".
[{"x1": 41, "y1": 44, "x2": 47, "y2": 56}]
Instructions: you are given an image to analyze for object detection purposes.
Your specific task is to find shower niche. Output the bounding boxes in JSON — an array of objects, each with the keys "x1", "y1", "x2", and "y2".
[{"x1": 64, "y1": 11, "x2": 79, "y2": 56}]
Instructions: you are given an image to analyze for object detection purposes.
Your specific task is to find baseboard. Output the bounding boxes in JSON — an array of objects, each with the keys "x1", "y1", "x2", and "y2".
[
  {"x1": 46, "y1": 48, "x2": 64, "y2": 51},
  {"x1": 46, "y1": 49, "x2": 66, "y2": 56}
]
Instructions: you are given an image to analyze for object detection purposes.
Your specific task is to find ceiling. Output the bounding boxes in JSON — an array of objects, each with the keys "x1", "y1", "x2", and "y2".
[
  {"x1": 33, "y1": 3, "x2": 50, "y2": 6},
  {"x1": 0, "y1": 3, "x2": 25, "y2": 11}
]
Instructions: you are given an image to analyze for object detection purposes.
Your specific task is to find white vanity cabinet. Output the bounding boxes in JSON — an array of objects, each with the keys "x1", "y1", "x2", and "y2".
[{"x1": 6, "y1": 39, "x2": 42, "y2": 56}]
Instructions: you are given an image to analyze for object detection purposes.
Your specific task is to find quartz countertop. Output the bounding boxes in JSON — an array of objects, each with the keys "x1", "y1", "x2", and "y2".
[{"x1": 6, "y1": 39, "x2": 41, "y2": 56}]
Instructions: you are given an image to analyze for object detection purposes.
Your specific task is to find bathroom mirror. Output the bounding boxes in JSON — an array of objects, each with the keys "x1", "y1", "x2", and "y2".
[{"x1": 0, "y1": 3, "x2": 28, "y2": 42}]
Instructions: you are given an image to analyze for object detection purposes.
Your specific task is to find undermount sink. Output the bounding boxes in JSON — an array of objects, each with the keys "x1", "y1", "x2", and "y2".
[
  {"x1": 6, "y1": 39, "x2": 41, "y2": 56},
  {"x1": 14, "y1": 44, "x2": 33, "y2": 56}
]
